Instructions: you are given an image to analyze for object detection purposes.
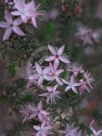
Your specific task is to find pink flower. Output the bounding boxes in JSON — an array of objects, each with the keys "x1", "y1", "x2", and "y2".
[
  {"x1": 30, "y1": 4, "x2": 43, "y2": 28},
  {"x1": 43, "y1": 116, "x2": 51, "y2": 126},
  {"x1": 83, "y1": 71, "x2": 94, "y2": 88},
  {"x1": 63, "y1": 77, "x2": 80, "y2": 93},
  {"x1": 12, "y1": 0, "x2": 42, "y2": 27},
  {"x1": 67, "y1": 63, "x2": 84, "y2": 77},
  {"x1": 21, "y1": 62, "x2": 37, "y2": 88},
  {"x1": 40, "y1": 85, "x2": 61, "y2": 104},
  {"x1": 45, "y1": 45, "x2": 70, "y2": 69},
  {"x1": 60, "y1": 124, "x2": 82, "y2": 136},
  {"x1": 20, "y1": 101, "x2": 49, "y2": 123},
  {"x1": 33, "y1": 123, "x2": 52, "y2": 136},
  {"x1": 35, "y1": 101, "x2": 49, "y2": 123},
  {"x1": 12, "y1": 0, "x2": 32, "y2": 23},
  {"x1": 28, "y1": 62, "x2": 52, "y2": 86},
  {"x1": 0, "y1": 10, "x2": 25, "y2": 40},
  {"x1": 79, "y1": 79, "x2": 91, "y2": 94},
  {"x1": 20, "y1": 103, "x2": 37, "y2": 122},
  {"x1": 45, "y1": 63, "x2": 64, "y2": 85}
]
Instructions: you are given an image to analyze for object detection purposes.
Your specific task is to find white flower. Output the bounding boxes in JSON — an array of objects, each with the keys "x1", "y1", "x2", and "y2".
[
  {"x1": 63, "y1": 77, "x2": 80, "y2": 93},
  {"x1": 33, "y1": 123, "x2": 52, "y2": 136},
  {"x1": 60, "y1": 124, "x2": 82, "y2": 136},
  {"x1": 12, "y1": 0, "x2": 43, "y2": 27}
]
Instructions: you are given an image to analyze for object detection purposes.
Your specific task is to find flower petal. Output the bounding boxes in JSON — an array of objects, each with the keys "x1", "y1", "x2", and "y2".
[
  {"x1": 43, "y1": 67, "x2": 50, "y2": 74},
  {"x1": 72, "y1": 87, "x2": 77, "y2": 93},
  {"x1": 3, "y1": 27, "x2": 12, "y2": 41},
  {"x1": 57, "y1": 45, "x2": 64, "y2": 55},
  {"x1": 5, "y1": 10, "x2": 12, "y2": 24},
  {"x1": 54, "y1": 84, "x2": 58, "y2": 91},
  {"x1": 14, "y1": 0, "x2": 25, "y2": 10},
  {"x1": 41, "y1": 110, "x2": 49, "y2": 115},
  {"x1": 13, "y1": 26, "x2": 25, "y2": 36},
  {"x1": 44, "y1": 75, "x2": 53, "y2": 81},
  {"x1": 97, "y1": 130, "x2": 102, "y2": 135},
  {"x1": 38, "y1": 77, "x2": 43, "y2": 85},
  {"x1": 45, "y1": 56, "x2": 55, "y2": 62},
  {"x1": 56, "y1": 77, "x2": 63, "y2": 85},
  {"x1": 48, "y1": 45, "x2": 56, "y2": 55},
  {"x1": 28, "y1": 74, "x2": 38, "y2": 80},
  {"x1": 13, "y1": 18, "x2": 23, "y2": 25},
  {"x1": 0, "y1": 22, "x2": 9, "y2": 28},
  {"x1": 35, "y1": 62, "x2": 42, "y2": 74},
  {"x1": 59, "y1": 56, "x2": 70, "y2": 63},
  {"x1": 54, "y1": 59, "x2": 59, "y2": 70},
  {"x1": 11, "y1": 11, "x2": 21, "y2": 16},
  {"x1": 62, "y1": 79, "x2": 68, "y2": 84},
  {"x1": 38, "y1": 101, "x2": 42, "y2": 110},
  {"x1": 21, "y1": 15, "x2": 28, "y2": 23},
  {"x1": 65, "y1": 86, "x2": 70, "y2": 92},
  {"x1": 56, "y1": 69, "x2": 64, "y2": 75},
  {"x1": 47, "y1": 86, "x2": 52, "y2": 92},
  {"x1": 40, "y1": 93, "x2": 48, "y2": 97},
  {"x1": 31, "y1": 17, "x2": 37, "y2": 28},
  {"x1": 33, "y1": 125, "x2": 40, "y2": 131}
]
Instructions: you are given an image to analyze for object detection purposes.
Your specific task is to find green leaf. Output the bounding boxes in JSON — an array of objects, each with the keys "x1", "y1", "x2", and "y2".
[
  {"x1": 22, "y1": 95, "x2": 34, "y2": 102},
  {"x1": 61, "y1": 71, "x2": 69, "y2": 79},
  {"x1": 0, "y1": 95, "x2": 7, "y2": 102},
  {"x1": 46, "y1": 22, "x2": 54, "y2": 40},
  {"x1": 8, "y1": 63, "x2": 16, "y2": 76},
  {"x1": 41, "y1": 22, "x2": 54, "y2": 41},
  {"x1": 8, "y1": 60, "x2": 20, "y2": 76}
]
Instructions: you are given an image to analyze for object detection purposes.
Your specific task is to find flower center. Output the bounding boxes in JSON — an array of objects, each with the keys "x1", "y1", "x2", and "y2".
[{"x1": 56, "y1": 55, "x2": 59, "y2": 58}]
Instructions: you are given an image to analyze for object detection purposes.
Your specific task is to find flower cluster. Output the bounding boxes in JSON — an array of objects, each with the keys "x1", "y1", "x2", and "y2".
[
  {"x1": 0, "y1": 0, "x2": 43, "y2": 40},
  {"x1": 20, "y1": 101, "x2": 52, "y2": 136},
  {"x1": 20, "y1": 101, "x2": 50, "y2": 123},
  {"x1": 20, "y1": 45, "x2": 94, "y2": 135},
  {"x1": 0, "y1": 1, "x2": 97, "y2": 136},
  {"x1": 27, "y1": 45, "x2": 94, "y2": 98}
]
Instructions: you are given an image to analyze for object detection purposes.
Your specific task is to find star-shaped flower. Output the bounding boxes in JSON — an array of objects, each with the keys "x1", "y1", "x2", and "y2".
[
  {"x1": 60, "y1": 124, "x2": 82, "y2": 136},
  {"x1": 12, "y1": 0, "x2": 42, "y2": 27},
  {"x1": 45, "y1": 45, "x2": 70, "y2": 69},
  {"x1": 20, "y1": 101, "x2": 49, "y2": 123},
  {"x1": 83, "y1": 71, "x2": 94, "y2": 88},
  {"x1": 67, "y1": 63, "x2": 84, "y2": 77},
  {"x1": 0, "y1": 10, "x2": 25, "y2": 40},
  {"x1": 35, "y1": 101, "x2": 49, "y2": 123},
  {"x1": 28, "y1": 62, "x2": 52, "y2": 86},
  {"x1": 79, "y1": 79, "x2": 92, "y2": 94},
  {"x1": 20, "y1": 103, "x2": 37, "y2": 122},
  {"x1": 40, "y1": 85, "x2": 61, "y2": 104},
  {"x1": 63, "y1": 77, "x2": 80, "y2": 93},
  {"x1": 33, "y1": 123, "x2": 52, "y2": 136},
  {"x1": 45, "y1": 63, "x2": 64, "y2": 85}
]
